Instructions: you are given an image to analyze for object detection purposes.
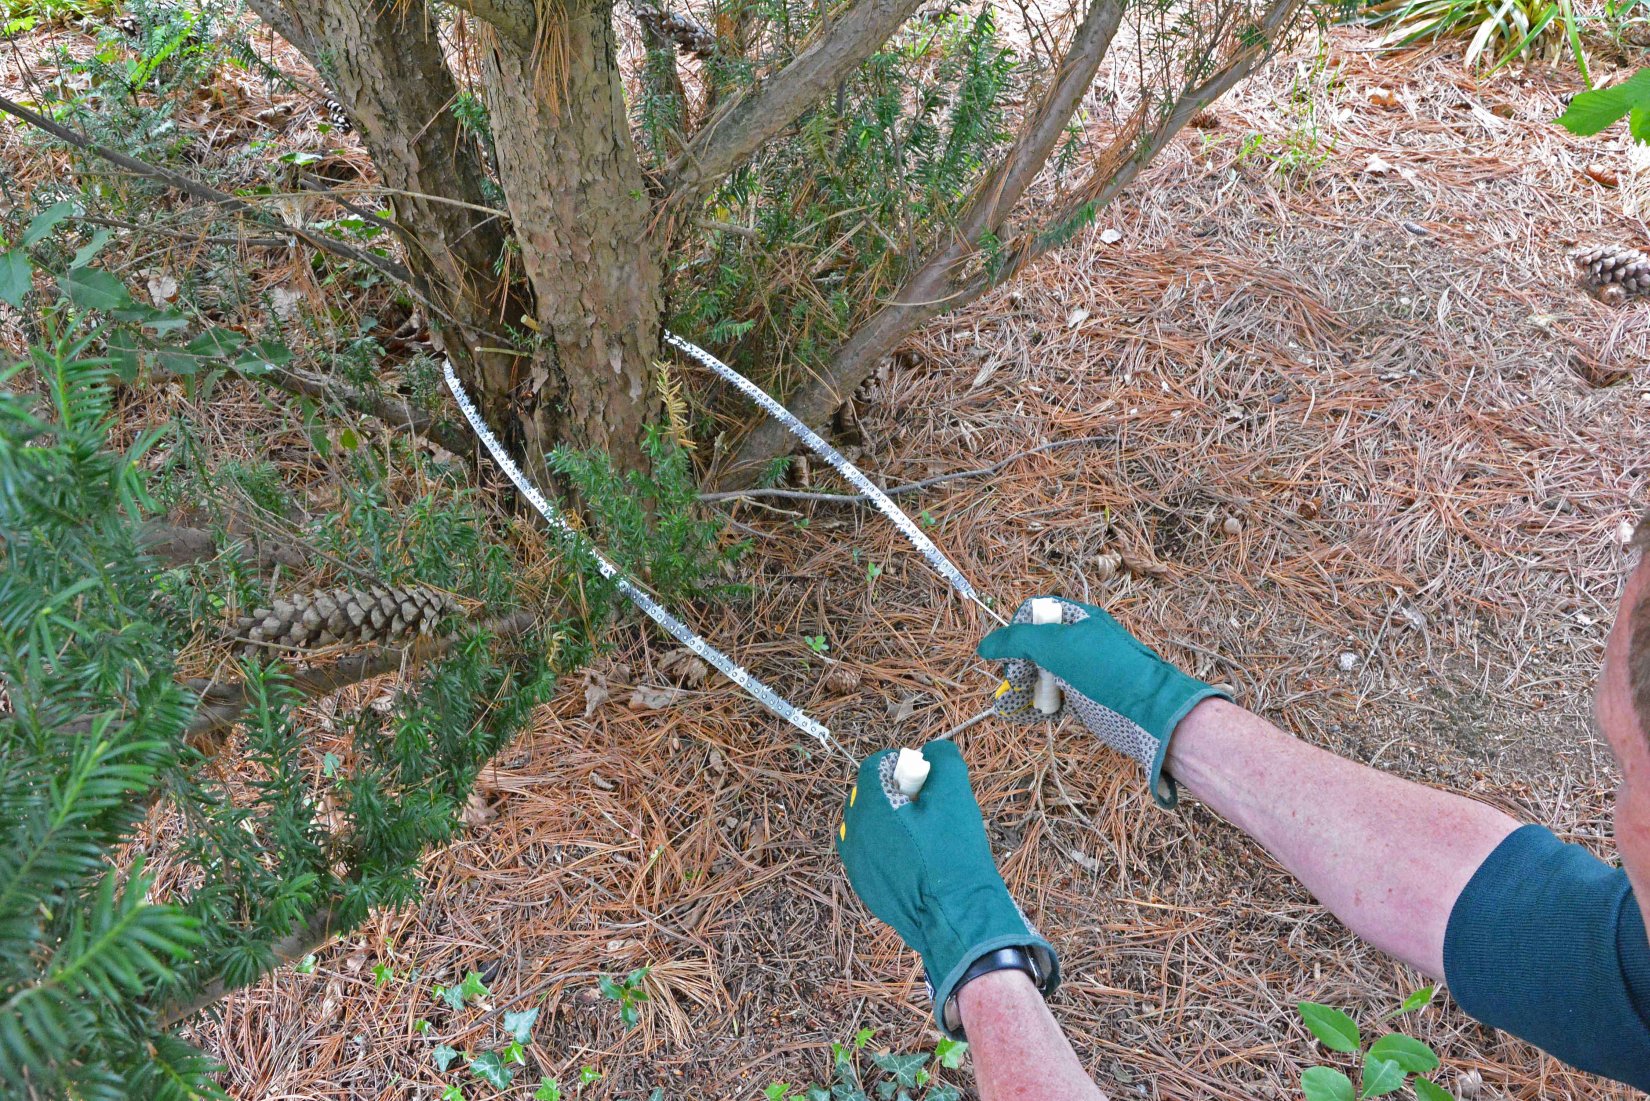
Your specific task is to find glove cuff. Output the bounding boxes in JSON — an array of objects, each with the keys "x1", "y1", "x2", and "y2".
[
  {"x1": 1148, "y1": 682, "x2": 1231, "y2": 809},
  {"x1": 928, "y1": 933, "x2": 1061, "y2": 1040}
]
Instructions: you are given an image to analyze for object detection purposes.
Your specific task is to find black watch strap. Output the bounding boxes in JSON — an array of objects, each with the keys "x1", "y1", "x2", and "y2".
[{"x1": 941, "y1": 946, "x2": 1045, "y2": 1037}]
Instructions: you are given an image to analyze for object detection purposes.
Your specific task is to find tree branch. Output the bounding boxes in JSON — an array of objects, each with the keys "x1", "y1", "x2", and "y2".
[
  {"x1": 699, "y1": 434, "x2": 1114, "y2": 503},
  {"x1": 662, "y1": 0, "x2": 927, "y2": 208},
  {"x1": 180, "y1": 611, "x2": 538, "y2": 752},
  {"x1": 0, "y1": 94, "x2": 411, "y2": 286},
  {"x1": 159, "y1": 906, "x2": 340, "y2": 1027},
  {"x1": 447, "y1": 0, "x2": 539, "y2": 50},
  {"x1": 720, "y1": 0, "x2": 1305, "y2": 484}
]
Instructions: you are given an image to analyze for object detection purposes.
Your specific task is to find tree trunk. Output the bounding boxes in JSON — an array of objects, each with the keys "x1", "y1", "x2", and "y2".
[
  {"x1": 252, "y1": 0, "x2": 528, "y2": 452},
  {"x1": 479, "y1": 2, "x2": 663, "y2": 474}
]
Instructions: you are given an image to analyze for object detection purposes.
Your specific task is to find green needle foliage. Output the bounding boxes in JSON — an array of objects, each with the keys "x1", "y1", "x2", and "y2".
[{"x1": 0, "y1": 213, "x2": 602, "y2": 1097}]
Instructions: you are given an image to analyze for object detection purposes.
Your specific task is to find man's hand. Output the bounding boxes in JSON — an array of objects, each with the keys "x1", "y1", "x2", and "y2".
[
  {"x1": 835, "y1": 740, "x2": 1058, "y2": 1038},
  {"x1": 977, "y1": 596, "x2": 1229, "y2": 807}
]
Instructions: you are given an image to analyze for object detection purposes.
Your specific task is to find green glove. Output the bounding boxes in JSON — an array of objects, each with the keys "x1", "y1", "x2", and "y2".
[
  {"x1": 977, "y1": 596, "x2": 1229, "y2": 809},
  {"x1": 835, "y1": 740, "x2": 1059, "y2": 1038}
]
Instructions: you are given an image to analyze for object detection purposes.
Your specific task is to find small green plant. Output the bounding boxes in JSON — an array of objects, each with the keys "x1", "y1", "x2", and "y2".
[
  {"x1": 1557, "y1": 68, "x2": 1650, "y2": 145},
  {"x1": 805, "y1": 633, "x2": 830, "y2": 653},
  {"x1": 598, "y1": 966, "x2": 651, "y2": 1029},
  {"x1": 785, "y1": 1030, "x2": 967, "y2": 1101},
  {"x1": 1298, "y1": 987, "x2": 1454, "y2": 1101},
  {"x1": 1359, "y1": 0, "x2": 1591, "y2": 82}
]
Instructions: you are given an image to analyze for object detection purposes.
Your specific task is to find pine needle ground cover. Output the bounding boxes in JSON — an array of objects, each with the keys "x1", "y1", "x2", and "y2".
[{"x1": 2, "y1": 10, "x2": 1647, "y2": 1101}]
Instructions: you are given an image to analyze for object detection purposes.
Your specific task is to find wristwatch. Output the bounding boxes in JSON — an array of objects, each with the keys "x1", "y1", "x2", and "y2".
[{"x1": 938, "y1": 945, "x2": 1049, "y2": 1037}]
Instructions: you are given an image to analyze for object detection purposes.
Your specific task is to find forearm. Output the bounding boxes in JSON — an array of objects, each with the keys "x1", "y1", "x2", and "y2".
[
  {"x1": 1165, "y1": 698, "x2": 1519, "y2": 977},
  {"x1": 956, "y1": 969, "x2": 1107, "y2": 1101}
]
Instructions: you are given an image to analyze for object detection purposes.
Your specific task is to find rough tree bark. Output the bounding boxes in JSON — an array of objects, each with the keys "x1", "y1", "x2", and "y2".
[{"x1": 480, "y1": 2, "x2": 664, "y2": 473}]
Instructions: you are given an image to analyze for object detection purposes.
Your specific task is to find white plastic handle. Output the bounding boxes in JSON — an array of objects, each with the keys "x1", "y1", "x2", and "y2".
[
  {"x1": 893, "y1": 747, "x2": 932, "y2": 797},
  {"x1": 1031, "y1": 598, "x2": 1063, "y2": 715}
]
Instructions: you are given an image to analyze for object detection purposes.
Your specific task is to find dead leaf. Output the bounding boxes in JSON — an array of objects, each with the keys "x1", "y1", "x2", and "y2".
[
  {"x1": 1367, "y1": 86, "x2": 1399, "y2": 108},
  {"x1": 590, "y1": 771, "x2": 615, "y2": 792},
  {"x1": 887, "y1": 693, "x2": 920, "y2": 725},
  {"x1": 268, "y1": 285, "x2": 303, "y2": 322},
  {"x1": 1065, "y1": 306, "x2": 1091, "y2": 329},
  {"x1": 1098, "y1": 227, "x2": 1122, "y2": 245},
  {"x1": 582, "y1": 673, "x2": 610, "y2": 718},
  {"x1": 1363, "y1": 154, "x2": 1393, "y2": 176},
  {"x1": 145, "y1": 272, "x2": 178, "y2": 306},
  {"x1": 462, "y1": 790, "x2": 495, "y2": 826},
  {"x1": 1585, "y1": 162, "x2": 1620, "y2": 188},
  {"x1": 1069, "y1": 849, "x2": 1102, "y2": 873},
  {"x1": 344, "y1": 952, "x2": 366, "y2": 973},
  {"x1": 658, "y1": 648, "x2": 710, "y2": 686},
  {"x1": 629, "y1": 684, "x2": 688, "y2": 709}
]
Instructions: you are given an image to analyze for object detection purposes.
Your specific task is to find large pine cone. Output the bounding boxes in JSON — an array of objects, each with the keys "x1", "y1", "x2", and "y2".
[
  {"x1": 1574, "y1": 244, "x2": 1650, "y2": 304},
  {"x1": 234, "y1": 584, "x2": 460, "y2": 657}
]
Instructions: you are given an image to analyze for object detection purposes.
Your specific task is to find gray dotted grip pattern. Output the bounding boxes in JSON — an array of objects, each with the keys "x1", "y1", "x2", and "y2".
[{"x1": 991, "y1": 598, "x2": 1160, "y2": 772}]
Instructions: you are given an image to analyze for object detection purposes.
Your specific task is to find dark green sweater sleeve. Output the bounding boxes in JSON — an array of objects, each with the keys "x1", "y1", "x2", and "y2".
[{"x1": 1443, "y1": 824, "x2": 1650, "y2": 1090}]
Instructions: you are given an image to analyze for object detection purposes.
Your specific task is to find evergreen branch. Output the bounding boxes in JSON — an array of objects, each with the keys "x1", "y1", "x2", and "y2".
[
  {"x1": 662, "y1": 0, "x2": 928, "y2": 209},
  {"x1": 157, "y1": 905, "x2": 337, "y2": 1026},
  {"x1": 181, "y1": 611, "x2": 538, "y2": 751}
]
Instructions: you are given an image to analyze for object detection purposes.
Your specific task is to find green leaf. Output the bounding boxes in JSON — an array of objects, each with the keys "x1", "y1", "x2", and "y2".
[
  {"x1": 339, "y1": 426, "x2": 360, "y2": 452},
  {"x1": 766, "y1": 1083, "x2": 794, "y2": 1101},
  {"x1": 106, "y1": 329, "x2": 139, "y2": 384},
  {"x1": 458, "y1": 970, "x2": 490, "y2": 1003},
  {"x1": 1367, "y1": 1034, "x2": 1438, "y2": 1073},
  {"x1": 578, "y1": 1065, "x2": 601, "y2": 1086},
  {"x1": 322, "y1": 752, "x2": 341, "y2": 777},
  {"x1": 534, "y1": 1078, "x2": 562, "y2": 1101},
  {"x1": 234, "y1": 338, "x2": 293, "y2": 375},
  {"x1": 854, "y1": 1027, "x2": 874, "y2": 1049},
  {"x1": 868, "y1": 1052, "x2": 928, "y2": 1088},
  {"x1": 469, "y1": 1051, "x2": 514, "y2": 1089},
  {"x1": 1556, "y1": 67, "x2": 1650, "y2": 137},
  {"x1": 372, "y1": 962, "x2": 393, "y2": 986},
  {"x1": 0, "y1": 249, "x2": 31, "y2": 307},
  {"x1": 295, "y1": 954, "x2": 317, "y2": 975},
  {"x1": 501, "y1": 1040, "x2": 525, "y2": 1064},
  {"x1": 432, "y1": 1044, "x2": 459, "y2": 1072},
  {"x1": 62, "y1": 266, "x2": 134, "y2": 312},
  {"x1": 1413, "y1": 1078, "x2": 1455, "y2": 1101},
  {"x1": 71, "y1": 227, "x2": 114, "y2": 268},
  {"x1": 185, "y1": 327, "x2": 246, "y2": 357},
  {"x1": 504, "y1": 1007, "x2": 539, "y2": 1044},
  {"x1": 1298, "y1": 1002, "x2": 1361, "y2": 1053},
  {"x1": 441, "y1": 1087, "x2": 464, "y2": 1101},
  {"x1": 22, "y1": 200, "x2": 73, "y2": 246},
  {"x1": 1397, "y1": 986, "x2": 1436, "y2": 1014},
  {"x1": 933, "y1": 1037, "x2": 967, "y2": 1069},
  {"x1": 436, "y1": 983, "x2": 467, "y2": 1011},
  {"x1": 1301, "y1": 1066, "x2": 1355, "y2": 1101},
  {"x1": 1631, "y1": 105, "x2": 1650, "y2": 145},
  {"x1": 1359, "y1": 1055, "x2": 1406, "y2": 1098}
]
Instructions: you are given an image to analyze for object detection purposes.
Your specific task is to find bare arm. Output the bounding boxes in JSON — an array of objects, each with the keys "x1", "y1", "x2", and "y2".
[
  {"x1": 1165, "y1": 698, "x2": 1519, "y2": 976},
  {"x1": 956, "y1": 969, "x2": 1107, "y2": 1101}
]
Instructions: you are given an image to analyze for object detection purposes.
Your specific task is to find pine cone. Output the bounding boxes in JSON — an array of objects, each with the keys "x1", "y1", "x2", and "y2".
[
  {"x1": 1573, "y1": 244, "x2": 1650, "y2": 302},
  {"x1": 234, "y1": 584, "x2": 460, "y2": 657}
]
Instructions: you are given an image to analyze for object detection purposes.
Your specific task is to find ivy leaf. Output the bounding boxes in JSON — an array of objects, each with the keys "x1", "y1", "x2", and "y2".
[
  {"x1": 932, "y1": 1038, "x2": 967, "y2": 1069},
  {"x1": 21, "y1": 200, "x2": 73, "y2": 246},
  {"x1": 926, "y1": 1088, "x2": 961, "y2": 1101},
  {"x1": 440, "y1": 1086, "x2": 463, "y2": 1101},
  {"x1": 868, "y1": 1052, "x2": 928, "y2": 1089},
  {"x1": 0, "y1": 249, "x2": 30, "y2": 307},
  {"x1": 1367, "y1": 1034, "x2": 1439, "y2": 1073},
  {"x1": 504, "y1": 1007, "x2": 539, "y2": 1044},
  {"x1": 1397, "y1": 986, "x2": 1436, "y2": 1014},
  {"x1": 1358, "y1": 1055, "x2": 1406, "y2": 1098},
  {"x1": 63, "y1": 266, "x2": 134, "y2": 312},
  {"x1": 432, "y1": 1044, "x2": 459, "y2": 1072},
  {"x1": 1413, "y1": 1078, "x2": 1455, "y2": 1101},
  {"x1": 234, "y1": 338, "x2": 293, "y2": 375},
  {"x1": 1300, "y1": 1066, "x2": 1355, "y2": 1101},
  {"x1": 436, "y1": 983, "x2": 467, "y2": 1012},
  {"x1": 1556, "y1": 67, "x2": 1650, "y2": 137},
  {"x1": 469, "y1": 1051, "x2": 515, "y2": 1089},
  {"x1": 458, "y1": 970, "x2": 490, "y2": 1004},
  {"x1": 533, "y1": 1078, "x2": 562, "y2": 1101},
  {"x1": 1298, "y1": 1002, "x2": 1361, "y2": 1053}
]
